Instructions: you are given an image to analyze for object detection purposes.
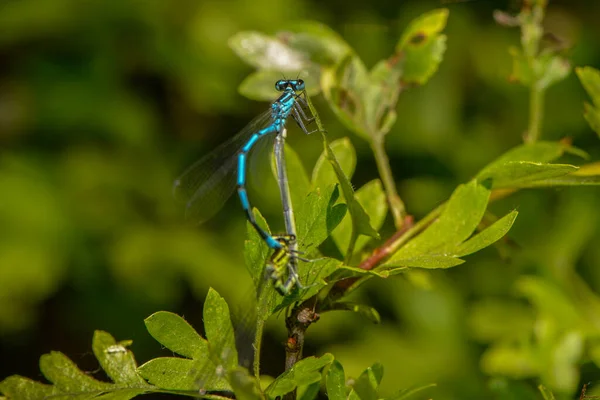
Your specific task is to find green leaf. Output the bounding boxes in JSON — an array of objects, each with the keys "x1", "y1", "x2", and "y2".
[
  {"x1": 333, "y1": 179, "x2": 387, "y2": 256},
  {"x1": 352, "y1": 363, "x2": 383, "y2": 400},
  {"x1": 321, "y1": 53, "x2": 371, "y2": 139},
  {"x1": 0, "y1": 376, "x2": 54, "y2": 400},
  {"x1": 138, "y1": 357, "x2": 202, "y2": 391},
  {"x1": 298, "y1": 381, "x2": 321, "y2": 400},
  {"x1": 280, "y1": 21, "x2": 352, "y2": 65},
  {"x1": 326, "y1": 360, "x2": 346, "y2": 400},
  {"x1": 296, "y1": 184, "x2": 347, "y2": 253},
  {"x1": 389, "y1": 180, "x2": 490, "y2": 260},
  {"x1": 478, "y1": 141, "x2": 587, "y2": 171},
  {"x1": 453, "y1": 210, "x2": 518, "y2": 257},
  {"x1": 204, "y1": 288, "x2": 238, "y2": 371},
  {"x1": 312, "y1": 138, "x2": 357, "y2": 189},
  {"x1": 396, "y1": 9, "x2": 449, "y2": 84},
  {"x1": 92, "y1": 331, "x2": 147, "y2": 386},
  {"x1": 383, "y1": 255, "x2": 465, "y2": 269},
  {"x1": 140, "y1": 290, "x2": 245, "y2": 394},
  {"x1": 477, "y1": 161, "x2": 577, "y2": 189},
  {"x1": 229, "y1": 31, "x2": 309, "y2": 72},
  {"x1": 576, "y1": 66, "x2": 600, "y2": 136},
  {"x1": 244, "y1": 209, "x2": 274, "y2": 293},
  {"x1": 40, "y1": 351, "x2": 112, "y2": 393},
  {"x1": 1, "y1": 332, "x2": 151, "y2": 399},
  {"x1": 144, "y1": 311, "x2": 207, "y2": 359},
  {"x1": 266, "y1": 354, "x2": 334, "y2": 397}
]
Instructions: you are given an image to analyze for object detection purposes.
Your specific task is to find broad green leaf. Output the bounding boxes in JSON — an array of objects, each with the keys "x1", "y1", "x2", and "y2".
[
  {"x1": 244, "y1": 209, "x2": 274, "y2": 292},
  {"x1": 520, "y1": 172, "x2": 600, "y2": 187},
  {"x1": 333, "y1": 179, "x2": 387, "y2": 256},
  {"x1": 92, "y1": 331, "x2": 147, "y2": 386},
  {"x1": 144, "y1": 311, "x2": 207, "y2": 359},
  {"x1": 397, "y1": 9, "x2": 449, "y2": 49},
  {"x1": 312, "y1": 138, "x2": 357, "y2": 189},
  {"x1": 40, "y1": 351, "x2": 112, "y2": 392},
  {"x1": 582, "y1": 102, "x2": 600, "y2": 136},
  {"x1": 0, "y1": 376, "x2": 54, "y2": 400},
  {"x1": 229, "y1": 31, "x2": 309, "y2": 71},
  {"x1": 576, "y1": 66, "x2": 600, "y2": 136},
  {"x1": 386, "y1": 383, "x2": 437, "y2": 400},
  {"x1": 266, "y1": 354, "x2": 334, "y2": 397},
  {"x1": 396, "y1": 9, "x2": 448, "y2": 84},
  {"x1": 383, "y1": 255, "x2": 464, "y2": 269},
  {"x1": 141, "y1": 307, "x2": 232, "y2": 393},
  {"x1": 281, "y1": 21, "x2": 352, "y2": 65},
  {"x1": 477, "y1": 161, "x2": 577, "y2": 189},
  {"x1": 478, "y1": 141, "x2": 587, "y2": 174},
  {"x1": 352, "y1": 363, "x2": 383, "y2": 400},
  {"x1": 138, "y1": 357, "x2": 203, "y2": 391},
  {"x1": 295, "y1": 184, "x2": 347, "y2": 254},
  {"x1": 240, "y1": 68, "x2": 321, "y2": 101},
  {"x1": 326, "y1": 360, "x2": 346, "y2": 400},
  {"x1": 327, "y1": 265, "x2": 390, "y2": 282},
  {"x1": 321, "y1": 53, "x2": 371, "y2": 139},
  {"x1": 577, "y1": 66, "x2": 600, "y2": 107},
  {"x1": 453, "y1": 210, "x2": 518, "y2": 257},
  {"x1": 389, "y1": 180, "x2": 490, "y2": 260},
  {"x1": 298, "y1": 381, "x2": 321, "y2": 400},
  {"x1": 204, "y1": 288, "x2": 238, "y2": 371}
]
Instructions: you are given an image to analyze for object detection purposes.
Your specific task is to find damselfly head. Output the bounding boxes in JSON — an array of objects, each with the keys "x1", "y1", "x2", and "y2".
[{"x1": 275, "y1": 79, "x2": 305, "y2": 92}]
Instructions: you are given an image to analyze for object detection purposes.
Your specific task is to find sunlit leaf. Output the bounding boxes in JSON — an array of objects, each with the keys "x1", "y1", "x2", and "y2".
[
  {"x1": 396, "y1": 9, "x2": 449, "y2": 84},
  {"x1": 453, "y1": 210, "x2": 518, "y2": 257},
  {"x1": 576, "y1": 66, "x2": 600, "y2": 136},
  {"x1": 312, "y1": 138, "x2": 357, "y2": 189},
  {"x1": 326, "y1": 360, "x2": 346, "y2": 400},
  {"x1": 477, "y1": 161, "x2": 577, "y2": 189},
  {"x1": 266, "y1": 354, "x2": 334, "y2": 397},
  {"x1": 389, "y1": 180, "x2": 490, "y2": 260},
  {"x1": 144, "y1": 312, "x2": 207, "y2": 359}
]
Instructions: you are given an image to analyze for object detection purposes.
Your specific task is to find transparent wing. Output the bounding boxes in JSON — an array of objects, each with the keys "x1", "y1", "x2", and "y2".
[{"x1": 173, "y1": 110, "x2": 275, "y2": 224}]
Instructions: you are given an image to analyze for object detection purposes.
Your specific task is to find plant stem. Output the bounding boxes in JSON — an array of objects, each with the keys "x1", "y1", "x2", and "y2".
[
  {"x1": 525, "y1": 83, "x2": 544, "y2": 143},
  {"x1": 370, "y1": 136, "x2": 406, "y2": 229},
  {"x1": 284, "y1": 306, "x2": 319, "y2": 400}
]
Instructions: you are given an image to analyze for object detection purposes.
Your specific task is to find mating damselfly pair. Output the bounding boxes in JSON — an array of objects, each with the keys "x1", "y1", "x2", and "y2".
[{"x1": 173, "y1": 79, "x2": 318, "y2": 296}]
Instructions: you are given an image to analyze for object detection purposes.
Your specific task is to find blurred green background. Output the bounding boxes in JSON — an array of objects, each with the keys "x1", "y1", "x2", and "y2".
[{"x1": 1, "y1": 0, "x2": 600, "y2": 398}]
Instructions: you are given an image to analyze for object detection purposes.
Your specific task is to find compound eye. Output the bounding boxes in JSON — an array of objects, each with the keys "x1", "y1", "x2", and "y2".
[
  {"x1": 275, "y1": 80, "x2": 286, "y2": 91},
  {"x1": 295, "y1": 79, "x2": 305, "y2": 91}
]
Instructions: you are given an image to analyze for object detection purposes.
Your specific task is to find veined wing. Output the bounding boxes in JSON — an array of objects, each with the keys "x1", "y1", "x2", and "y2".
[{"x1": 173, "y1": 109, "x2": 275, "y2": 224}]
